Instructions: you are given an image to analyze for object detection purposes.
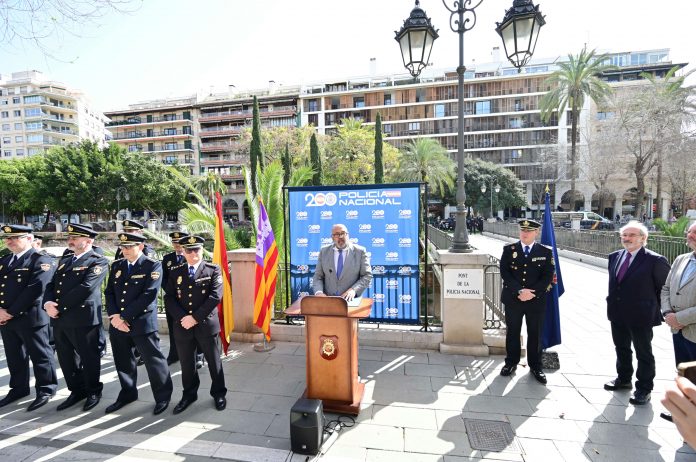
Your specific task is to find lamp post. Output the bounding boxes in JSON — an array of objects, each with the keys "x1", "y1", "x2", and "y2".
[
  {"x1": 396, "y1": 0, "x2": 545, "y2": 252},
  {"x1": 116, "y1": 187, "x2": 129, "y2": 221},
  {"x1": 481, "y1": 177, "x2": 501, "y2": 219}
]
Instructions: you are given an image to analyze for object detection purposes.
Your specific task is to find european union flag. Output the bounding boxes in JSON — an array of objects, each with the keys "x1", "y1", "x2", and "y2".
[{"x1": 541, "y1": 188, "x2": 564, "y2": 349}]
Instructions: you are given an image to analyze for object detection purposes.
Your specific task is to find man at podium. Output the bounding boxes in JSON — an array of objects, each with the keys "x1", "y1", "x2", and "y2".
[{"x1": 312, "y1": 224, "x2": 372, "y2": 302}]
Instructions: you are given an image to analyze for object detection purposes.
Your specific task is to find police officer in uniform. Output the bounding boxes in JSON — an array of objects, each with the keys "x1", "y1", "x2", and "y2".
[
  {"x1": 104, "y1": 233, "x2": 172, "y2": 415},
  {"x1": 165, "y1": 235, "x2": 227, "y2": 413},
  {"x1": 114, "y1": 220, "x2": 156, "y2": 260},
  {"x1": 44, "y1": 223, "x2": 109, "y2": 411},
  {"x1": 499, "y1": 219, "x2": 555, "y2": 384},
  {"x1": 0, "y1": 225, "x2": 58, "y2": 411},
  {"x1": 161, "y1": 231, "x2": 204, "y2": 368}
]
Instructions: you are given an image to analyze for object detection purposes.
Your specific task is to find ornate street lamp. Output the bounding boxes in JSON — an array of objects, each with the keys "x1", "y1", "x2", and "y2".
[
  {"x1": 396, "y1": 0, "x2": 544, "y2": 252},
  {"x1": 116, "y1": 187, "x2": 130, "y2": 221},
  {"x1": 481, "y1": 178, "x2": 501, "y2": 219},
  {"x1": 394, "y1": 1, "x2": 439, "y2": 78},
  {"x1": 496, "y1": 0, "x2": 546, "y2": 70}
]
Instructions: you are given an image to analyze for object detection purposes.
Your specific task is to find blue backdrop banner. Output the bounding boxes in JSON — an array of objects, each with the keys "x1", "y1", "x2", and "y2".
[{"x1": 287, "y1": 183, "x2": 421, "y2": 323}]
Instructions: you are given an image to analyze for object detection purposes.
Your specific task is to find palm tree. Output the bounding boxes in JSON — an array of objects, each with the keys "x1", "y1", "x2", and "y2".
[
  {"x1": 192, "y1": 171, "x2": 227, "y2": 205},
  {"x1": 398, "y1": 138, "x2": 456, "y2": 196},
  {"x1": 540, "y1": 47, "x2": 614, "y2": 211}
]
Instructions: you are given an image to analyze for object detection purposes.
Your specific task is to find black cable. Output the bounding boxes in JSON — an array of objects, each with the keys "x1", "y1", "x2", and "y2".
[{"x1": 322, "y1": 414, "x2": 356, "y2": 437}]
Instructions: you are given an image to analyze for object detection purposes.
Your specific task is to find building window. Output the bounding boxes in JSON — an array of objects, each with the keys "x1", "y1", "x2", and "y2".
[
  {"x1": 163, "y1": 114, "x2": 176, "y2": 121},
  {"x1": 1, "y1": 100, "x2": 8, "y2": 105},
  {"x1": 596, "y1": 111, "x2": 615, "y2": 120},
  {"x1": 307, "y1": 99, "x2": 318, "y2": 112},
  {"x1": 182, "y1": 126, "x2": 192, "y2": 135},
  {"x1": 27, "y1": 134, "x2": 42, "y2": 143},
  {"x1": 435, "y1": 104, "x2": 445, "y2": 118},
  {"x1": 24, "y1": 121, "x2": 41, "y2": 130},
  {"x1": 15, "y1": 136, "x2": 23, "y2": 143},
  {"x1": 353, "y1": 96, "x2": 365, "y2": 108},
  {"x1": 164, "y1": 142, "x2": 178, "y2": 150},
  {"x1": 23, "y1": 95, "x2": 40, "y2": 104},
  {"x1": 475, "y1": 101, "x2": 491, "y2": 114},
  {"x1": 4, "y1": 150, "x2": 12, "y2": 157},
  {"x1": 16, "y1": 148, "x2": 24, "y2": 156},
  {"x1": 24, "y1": 108, "x2": 41, "y2": 117},
  {"x1": 2, "y1": 137, "x2": 10, "y2": 144},
  {"x1": 14, "y1": 123, "x2": 22, "y2": 130},
  {"x1": 407, "y1": 122, "x2": 420, "y2": 132},
  {"x1": 13, "y1": 110, "x2": 21, "y2": 117},
  {"x1": 163, "y1": 128, "x2": 177, "y2": 135},
  {"x1": 383, "y1": 124, "x2": 392, "y2": 134},
  {"x1": 164, "y1": 156, "x2": 177, "y2": 164},
  {"x1": 128, "y1": 144, "x2": 141, "y2": 152},
  {"x1": 28, "y1": 147, "x2": 40, "y2": 155},
  {"x1": 1, "y1": 124, "x2": 9, "y2": 131},
  {"x1": 12, "y1": 97, "x2": 20, "y2": 104},
  {"x1": 509, "y1": 117, "x2": 521, "y2": 129},
  {"x1": 1, "y1": 111, "x2": 8, "y2": 118},
  {"x1": 416, "y1": 89, "x2": 426, "y2": 103}
]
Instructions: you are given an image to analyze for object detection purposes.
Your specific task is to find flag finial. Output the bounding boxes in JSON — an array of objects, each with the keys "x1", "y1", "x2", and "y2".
[{"x1": 545, "y1": 183, "x2": 550, "y2": 194}]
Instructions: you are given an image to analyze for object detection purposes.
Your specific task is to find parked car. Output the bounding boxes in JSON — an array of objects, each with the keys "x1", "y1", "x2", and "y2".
[{"x1": 439, "y1": 218, "x2": 456, "y2": 231}]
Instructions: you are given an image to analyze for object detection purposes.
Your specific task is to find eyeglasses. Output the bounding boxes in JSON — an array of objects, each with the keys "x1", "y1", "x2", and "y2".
[
  {"x1": 332, "y1": 232, "x2": 347, "y2": 237},
  {"x1": 184, "y1": 247, "x2": 201, "y2": 253}
]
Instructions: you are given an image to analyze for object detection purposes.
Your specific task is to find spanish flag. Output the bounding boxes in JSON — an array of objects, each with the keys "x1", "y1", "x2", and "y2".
[
  {"x1": 214, "y1": 192, "x2": 234, "y2": 354},
  {"x1": 253, "y1": 198, "x2": 278, "y2": 341}
]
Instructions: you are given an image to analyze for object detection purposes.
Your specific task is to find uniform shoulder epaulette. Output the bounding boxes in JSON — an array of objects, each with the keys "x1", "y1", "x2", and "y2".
[
  {"x1": 111, "y1": 258, "x2": 126, "y2": 265},
  {"x1": 144, "y1": 256, "x2": 158, "y2": 263},
  {"x1": 504, "y1": 243, "x2": 516, "y2": 248},
  {"x1": 204, "y1": 262, "x2": 219, "y2": 268}
]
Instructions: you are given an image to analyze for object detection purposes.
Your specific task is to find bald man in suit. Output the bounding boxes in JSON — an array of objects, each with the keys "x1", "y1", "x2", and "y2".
[{"x1": 312, "y1": 224, "x2": 372, "y2": 302}]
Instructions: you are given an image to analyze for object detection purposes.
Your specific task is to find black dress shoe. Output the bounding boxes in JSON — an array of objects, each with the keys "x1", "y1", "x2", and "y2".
[
  {"x1": 100, "y1": 349, "x2": 107, "y2": 358},
  {"x1": 604, "y1": 379, "x2": 632, "y2": 391},
  {"x1": 56, "y1": 392, "x2": 87, "y2": 411},
  {"x1": 83, "y1": 393, "x2": 101, "y2": 411},
  {"x1": 0, "y1": 391, "x2": 30, "y2": 408},
  {"x1": 27, "y1": 394, "x2": 53, "y2": 412},
  {"x1": 531, "y1": 369, "x2": 547, "y2": 384},
  {"x1": 214, "y1": 396, "x2": 226, "y2": 411},
  {"x1": 629, "y1": 390, "x2": 651, "y2": 405},
  {"x1": 660, "y1": 411, "x2": 673, "y2": 423},
  {"x1": 500, "y1": 365, "x2": 517, "y2": 376},
  {"x1": 195, "y1": 359, "x2": 205, "y2": 370},
  {"x1": 105, "y1": 398, "x2": 136, "y2": 414},
  {"x1": 153, "y1": 400, "x2": 169, "y2": 415},
  {"x1": 173, "y1": 397, "x2": 197, "y2": 414}
]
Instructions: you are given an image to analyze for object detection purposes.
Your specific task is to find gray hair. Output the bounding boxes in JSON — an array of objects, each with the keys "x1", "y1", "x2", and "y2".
[{"x1": 620, "y1": 220, "x2": 649, "y2": 241}]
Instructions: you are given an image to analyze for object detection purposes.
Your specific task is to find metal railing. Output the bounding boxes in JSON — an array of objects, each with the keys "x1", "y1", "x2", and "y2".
[
  {"x1": 483, "y1": 221, "x2": 689, "y2": 263},
  {"x1": 483, "y1": 254, "x2": 505, "y2": 329},
  {"x1": 427, "y1": 225, "x2": 453, "y2": 250}
]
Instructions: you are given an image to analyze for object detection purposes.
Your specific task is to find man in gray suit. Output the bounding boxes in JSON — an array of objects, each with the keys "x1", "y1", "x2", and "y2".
[
  {"x1": 660, "y1": 221, "x2": 696, "y2": 421},
  {"x1": 313, "y1": 224, "x2": 372, "y2": 302}
]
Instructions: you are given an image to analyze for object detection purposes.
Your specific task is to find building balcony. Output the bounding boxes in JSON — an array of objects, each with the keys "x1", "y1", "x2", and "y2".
[
  {"x1": 161, "y1": 157, "x2": 195, "y2": 166},
  {"x1": 106, "y1": 114, "x2": 193, "y2": 128},
  {"x1": 199, "y1": 126, "x2": 245, "y2": 138},
  {"x1": 140, "y1": 146, "x2": 194, "y2": 155},
  {"x1": 200, "y1": 156, "x2": 247, "y2": 166},
  {"x1": 40, "y1": 101, "x2": 77, "y2": 113},
  {"x1": 198, "y1": 105, "x2": 296, "y2": 123},
  {"x1": 200, "y1": 142, "x2": 234, "y2": 153},
  {"x1": 220, "y1": 173, "x2": 244, "y2": 180},
  {"x1": 42, "y1": 115, "x2": 77, "y2": 125},
  {"x1": 111, "y1": 130, "x2": 194, "y2": 141},
  {"x1": 44, "y1": 128, "x2": 78, "y2": 137}
]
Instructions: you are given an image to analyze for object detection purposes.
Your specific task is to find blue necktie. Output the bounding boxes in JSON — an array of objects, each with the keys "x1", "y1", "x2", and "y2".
[
  {"x1": 336, "y1": 249, "x2": 344, "y2": 279},
  {"x1": 176, "y1": 255, "x2": 183, "y2": 264},
  {"x1": 127, "y1": 263, "x2": 133, "y2": 275},
  {"x1": 524, "y1": 246, "x2": 530, "y2": 258},
  {"x1": 9, "y1": 255, "x2": 17, "y2": 267},
  {"x1": 189, "y1": 265, "x2": 195, "y2": 279}
]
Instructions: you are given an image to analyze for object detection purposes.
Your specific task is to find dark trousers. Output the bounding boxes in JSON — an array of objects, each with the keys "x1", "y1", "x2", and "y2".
[
  {"x1": 0, "y1": 325, "x2": 57, "y2": 397},
  {"x1": 53, "y1": 323, "x2": 103, "y2": 395},
  {"x1": 505, "y1": 302, "x2": 544, "y2": 370},
  {"x1": 610, "y1": 321, "x2": 655, "y2": 392},
  {"x1": 174, "y1": 327, "x2": 226, "y2": 400},
  {"x1": 109, "y1": 329, "x2": 173, "y2": 403},
  {"x1": 673, "y1": 331, "x2": 696, "y2": 366},
  {"x1": 165, "y1": 311, "x2": 203, "y2": 363}
]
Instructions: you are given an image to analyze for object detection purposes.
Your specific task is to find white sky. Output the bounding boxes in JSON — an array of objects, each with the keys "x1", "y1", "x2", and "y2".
[{"x1": 1, "y1": 0, "x2": 693, "y2": 112}]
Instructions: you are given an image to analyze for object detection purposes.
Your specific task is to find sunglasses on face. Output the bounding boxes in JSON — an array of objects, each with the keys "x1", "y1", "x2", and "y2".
[{"x1": 184, "y1": 247, "x2": 201, "y2": 254}]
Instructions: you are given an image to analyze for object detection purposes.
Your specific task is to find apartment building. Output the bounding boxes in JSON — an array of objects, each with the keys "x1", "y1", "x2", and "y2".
[
  {"x1": 299, "y1": 48, "x2": 682, "y2": 219},
  {"x1": 105, "y1": 84, "x2": 300, "y2": 222},
  {"x1": 0, "y1": 70, "x2": 108, "y2": 158},
  {"x1": 105, "y1": 96, "x2": 197, "y2": 174}
]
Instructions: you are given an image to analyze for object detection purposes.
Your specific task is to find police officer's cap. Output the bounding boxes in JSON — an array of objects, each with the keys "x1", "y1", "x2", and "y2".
[
  {"x1": 66, "y1": 223, "x2": 98, "y2": 238},
  {"x1": 169, "y1": 231, "x2": 188, "y2": 240},
  {"x1": 117, "y1": 232, "x2": 146, "y2": 247},
  {"x1": 518, "y1": 219, "x2": 541, "y2": 231},
  {"x1": 33, "y1": 234, "x2": 43, "y2": 241},
  {"x1": 122, "y1": 219, "x2": 144, "y2": 231},
  {"x1": 1, "y1": 224, "x2": 32, "y2": 237},
  {"x1": 179, "y1": 235, "x2": 204, "y2": 249}
]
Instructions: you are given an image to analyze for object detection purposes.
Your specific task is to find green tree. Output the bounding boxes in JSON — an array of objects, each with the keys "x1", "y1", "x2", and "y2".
[
  {"x1": 653, "y1": 216, "x2": 691, "y2": 237},
  {"x1": 540, "y1": 47, "x2": 614, "y2": 209},
  {"x1": 250, "y1": 95, "x2": 263, "y2": 197},
  {"x1": 309, "y1": 133, "x2": 322, "y2": 186},
  {"x1": 282, "y1": 142, "x2": 291, "y2": 185},
  {"x1": 397, "y1": 138, "x2": 456, "y2": 197},
  {"x1": 192, "y1": 171, "x2": 228, "y2": 204},
  {"x1": 374, "y1": 113, "x2": 384, "y2": 184}
]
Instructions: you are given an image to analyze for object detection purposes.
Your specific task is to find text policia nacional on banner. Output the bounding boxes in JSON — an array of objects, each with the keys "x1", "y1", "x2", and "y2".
[{"x1": 287, "y1": 184, "x2": 421, "y2": 324}]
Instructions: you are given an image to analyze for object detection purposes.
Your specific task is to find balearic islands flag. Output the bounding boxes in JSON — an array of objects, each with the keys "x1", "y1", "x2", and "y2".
[{"x1": 254, "y1": 198, "x2": 279, "y2": 341}]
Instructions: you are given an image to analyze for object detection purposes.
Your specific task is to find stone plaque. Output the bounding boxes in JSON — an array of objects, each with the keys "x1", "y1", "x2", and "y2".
[{"x1": 443, "y1": 268, "x2": 483, "y2": 299}]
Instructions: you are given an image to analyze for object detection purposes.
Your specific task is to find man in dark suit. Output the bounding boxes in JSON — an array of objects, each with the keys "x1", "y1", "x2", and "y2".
[
  {"x1": 605, "y1": 220, "x2": 670, "y2": 405},
  {"x1": 164, "y1": 235, "x2": 227, "y2": 414},
  {"x1": 44, "y1": 223, "x2": 109, "y2": 412},
  {"x1": 161, "y1": 231, "x2": 204, "y2": 368},
  {"x1": 0, "y1": 225, "x2": 58, "y2": 411},
  {"x1": 104, "y1": 233, "x2": 172, "y2": 415},
  {"x1": 500, "y1": 219, "x2": 555, "y2": 384},
  {"x1": 312, "y1": 224, "x2": 372, "y2": 302}
]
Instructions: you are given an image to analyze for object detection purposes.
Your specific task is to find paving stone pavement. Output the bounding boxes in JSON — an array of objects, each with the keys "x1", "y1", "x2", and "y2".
[{"x1": 0, "y1": 233, "x2": 694, "y2": 461}]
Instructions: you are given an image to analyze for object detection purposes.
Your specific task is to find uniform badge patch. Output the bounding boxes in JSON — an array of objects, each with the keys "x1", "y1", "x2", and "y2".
[
  {"x1": 93, "y1": 266, "x2": 103, "y2": 274},
  {"x1": 40, "y1": 263, "x2": 51, "y2": 271},
  {"x1": 217, "y1": 275, "x2": 223, "y2": 284},
  {"x1": 167, "y1": 261, "x2": 172, "y2": 267},
  {"x1": 177, "y1": 275, "x2": 182, "y2": 285},
  {"x1": 512, "y1": 252, "x2": 517, "y2": 259},
  {"x1": 151, "y1": 272, "x2": 160, "y2": 280},
  {"x1": 115, "y1": 270, "x2": 122, "y2": 278},
  {"x1": 58, "y1": 264, "x2": 65, "y2": 270}
]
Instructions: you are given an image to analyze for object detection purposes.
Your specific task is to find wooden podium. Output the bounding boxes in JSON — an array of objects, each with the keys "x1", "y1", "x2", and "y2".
[{"x1": 285, "y1": 296, "x2": 372, "y2": 415}]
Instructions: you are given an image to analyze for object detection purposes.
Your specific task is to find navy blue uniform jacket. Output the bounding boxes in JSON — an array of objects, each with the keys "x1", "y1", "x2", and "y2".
[
  {"x1": 164, "y1": 262, "x2": 223, "y2": 337},
  {"x1": 105, "y1": 255, "x2": 163, "y2": 335},
  {"x1": 606, "y1": 247, "x2": 670, "y2": 327},
  {"x1": 500, "y1": 242, "x2": 555, "y2": 309}
]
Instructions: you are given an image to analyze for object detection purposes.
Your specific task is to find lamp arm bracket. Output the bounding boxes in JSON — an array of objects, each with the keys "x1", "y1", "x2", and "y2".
[{"x1": 443, "y1": 0, "x2": 483, "y2": 34}]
